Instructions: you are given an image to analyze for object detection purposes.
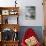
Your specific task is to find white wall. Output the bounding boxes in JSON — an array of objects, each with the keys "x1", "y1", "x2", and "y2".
[
  {"x1": 0, "y1": 0, "x2": 44, "y2": 26},
  {"x1": 18, "y1": 0, "x2": 44, "y2": 26},
  {"x1": 0, "y1": 0, "x2": 15, "y2": 7}
]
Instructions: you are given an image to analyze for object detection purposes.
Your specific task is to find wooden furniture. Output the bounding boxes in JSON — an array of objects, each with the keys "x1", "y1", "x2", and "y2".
[
  {"x1": 43, "y1": 27, "x2": 46, "y2": 46},
  {"x1": 2, "y1": 40, "x2": 19, "y2": 46},
  {"x1": 0, "y1": 7, "x2": 19, "y2": 24},
  {"x1": 0, "y1": 7, "x2": 19, "y2": 46},
  {"x1": 43, "y1": 0, "x2": 46, "y2": 46},
  {"x1": 0, "y1": 41, "x2": 2, "y2": 46},
  {"x1": 43, "y1": 0, "x2": 46, "y2": 26}
]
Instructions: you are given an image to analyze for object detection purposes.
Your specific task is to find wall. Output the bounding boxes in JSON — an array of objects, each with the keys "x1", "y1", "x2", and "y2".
[
  {"x1": 0, "y1": 0, "x2": 44, "y2": 26},
  {"x1": 18, "y1": 0, "x2": 44, "y2": 26},
  {"x1": 0, "y1": 0, "x2": 15, "y2": 7}
]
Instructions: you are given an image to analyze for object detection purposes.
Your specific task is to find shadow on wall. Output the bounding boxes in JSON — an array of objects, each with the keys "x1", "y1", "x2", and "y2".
[{"x1": 18, "y1": 26, "x2": 43, "y2": 44}]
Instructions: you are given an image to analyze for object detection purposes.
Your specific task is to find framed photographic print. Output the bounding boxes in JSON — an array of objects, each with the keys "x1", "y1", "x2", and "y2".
[
  {"x1": 2, "y1": 10, "x2": 9, "y2": 15},
  {"x1": 2, "y1": 28, "x2": 13, "y2": 41},
  {"x1": 25, "y1": 6, "x2": 36, "y2": 20},
  {"x1": 2, "y1": 15, "x2": 18, "y2": 24},
  {"x1": 9, "y1": 10, "x2": 18, "y2": 15},
  {"x1": 9, "y1": 10, "x2": 15, "y2": 15},
  {"x1": 8, "y1": 16, "x2": 18, "y2": 24},
  {"x1": 10, "y1": 11, "x2": 17, "y2": 15},
  {"x1": 2, "y1": 16, "x2": 8, "y2": 24}
]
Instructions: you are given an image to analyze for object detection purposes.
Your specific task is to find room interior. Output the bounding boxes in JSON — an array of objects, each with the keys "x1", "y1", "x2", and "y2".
[{"x1": 0, "y1": 0, "x2": 45, "y2": 46}]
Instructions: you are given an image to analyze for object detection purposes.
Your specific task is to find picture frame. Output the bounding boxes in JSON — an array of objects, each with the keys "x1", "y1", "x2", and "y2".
[
  {"x1": 25, "y1": 6, "x2": 36, "y2": 20},
  {"x1": 1, "y1": 28, "x2": 13, "y2": 41},
  {"x1": 8, "y1": 16, "x2": 18, "y2": 24},
  {"x1": 1, "y1": 28, "x2": 18, "y2": 41},
  {"x1": 2, "y1": 16, "x2": 18, "y2": 24},
  {"x1": 2, "y1": 10, "x2": 9, "y2": 15},
  {"x1": 2, "y1": 16, "x2": 8, "y2": 24},
  {"x1": 9, "y1": 10, "x2": 18, "y2": 15}
]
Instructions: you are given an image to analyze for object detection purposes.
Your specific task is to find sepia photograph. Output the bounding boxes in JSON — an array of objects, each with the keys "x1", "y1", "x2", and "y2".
[{"x1": 25, "y1": 6, "x2": 36, "y2": 20}]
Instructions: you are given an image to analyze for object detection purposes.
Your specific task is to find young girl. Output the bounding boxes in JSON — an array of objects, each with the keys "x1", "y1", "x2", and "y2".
[{"x1": 21, "y1": 28, "x2": 41, "y2": 46}]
